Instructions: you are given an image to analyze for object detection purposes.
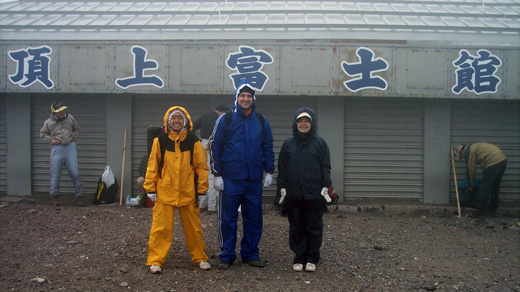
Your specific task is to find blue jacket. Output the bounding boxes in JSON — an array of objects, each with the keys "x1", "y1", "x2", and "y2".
[{"x1": 210, "y1": 79, "x2": 275, "y2": 180}]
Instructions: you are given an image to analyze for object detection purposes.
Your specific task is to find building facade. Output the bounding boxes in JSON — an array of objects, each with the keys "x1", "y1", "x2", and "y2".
[{"x1": 1, "y1": 0, "x2": 519, "y2": 204}]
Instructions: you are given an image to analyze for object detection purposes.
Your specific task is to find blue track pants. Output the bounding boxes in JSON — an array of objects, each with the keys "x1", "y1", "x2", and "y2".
[{"x1": 218, "y1": 178, "x2": 263, "y2": 263}]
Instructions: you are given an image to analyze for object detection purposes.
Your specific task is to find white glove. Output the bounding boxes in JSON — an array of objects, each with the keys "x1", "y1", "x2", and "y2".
[
  {"x1": 279, "y1": 188, "x2": 287, "y2": 204},
  {"x1": 214, "y1": 176, "x2": 224, "y2": 191},
  {"x1": 321, "y1": 187, "x2": 331, "y2": 203},
  {"x1": 263, "y1": 173, "x2": 273, "y2": 188},
  {"x1": 147, "y1": 193, "x2": 157, "y2": 202}
]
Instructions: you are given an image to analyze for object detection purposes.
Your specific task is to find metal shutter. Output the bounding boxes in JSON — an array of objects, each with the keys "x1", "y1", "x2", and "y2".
[
  {"x1": 0, "y1": 97, "x2": 6, "y2": 194},
  {"x1": 31, "y1": 96, "x2": 107, "y2": 195},
  {"x1": 450, "y1": 100, "x2": 520, "y2": 202},
  {"x1": 131, "y1": 95, "x2": 210, "y2": 195},
  {"x1": 344, "y1": 98, "x2": 424, "y2": 199}
]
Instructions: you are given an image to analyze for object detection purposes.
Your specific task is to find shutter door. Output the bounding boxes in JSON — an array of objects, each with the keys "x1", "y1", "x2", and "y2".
[
  {"x1": 131, "y1": 95, "x2": 210, "y2": 195},
  {"x1": 0, "y1": 97, "x2": 6, "y2": 194},
  {"x1": 31, "y1": 96, "x2": 106, "y2": 195},
  {"x1": 450, "y1": 100, "x2": 520, "y2": 202},
  {"x1": 344, "y1": 99, "x2": 424, "y2": 199}
]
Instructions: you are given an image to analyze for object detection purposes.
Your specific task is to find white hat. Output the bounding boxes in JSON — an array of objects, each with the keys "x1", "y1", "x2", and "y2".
[{"x1": 296, "y1": 112, "x2": 312, "y2": 121}]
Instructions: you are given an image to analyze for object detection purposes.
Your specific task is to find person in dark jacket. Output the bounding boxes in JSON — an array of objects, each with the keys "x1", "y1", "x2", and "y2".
[
  {"x1": 277, "y1": 107, "x2": 332, "y2": 273},
  {"x1": 137, "y1": 155, "x2": 148, "y2": 197},
  {"x1": 137, "y1": 126, "x2": 164, "y2": 207},
  {"x1": 192, "y1": 104, "x2": 229, "y2": 141},
  {"x1": 192, "y1": 104, "x2": 229, "y2": 212}
]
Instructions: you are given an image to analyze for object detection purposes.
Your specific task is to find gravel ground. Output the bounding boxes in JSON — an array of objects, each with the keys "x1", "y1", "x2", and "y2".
[{"x1": 0, "y1": 194, "x2": 519, "y2": 292}]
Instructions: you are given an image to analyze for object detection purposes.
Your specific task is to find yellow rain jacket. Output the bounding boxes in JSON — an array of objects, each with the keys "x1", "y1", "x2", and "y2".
[{"x1": 144, "y1": 106, "x2": 209, "y2": 206}]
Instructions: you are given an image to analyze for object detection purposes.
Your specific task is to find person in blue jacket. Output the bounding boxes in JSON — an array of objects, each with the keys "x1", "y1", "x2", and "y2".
[
  {"x1": 209, "y1": 79, "x2": 275, "y2": 270},
  {"x1": 277, "y1": 107, "x2": 332, "y2": 273}
]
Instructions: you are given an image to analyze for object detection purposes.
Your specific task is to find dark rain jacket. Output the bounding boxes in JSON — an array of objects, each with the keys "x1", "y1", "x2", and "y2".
[
  {"x1": 192, "y1": 111, "x2": 219, "y2": 140},
  {"x1": 277, "y1": 107, "x2": 332, "y2": 201}
]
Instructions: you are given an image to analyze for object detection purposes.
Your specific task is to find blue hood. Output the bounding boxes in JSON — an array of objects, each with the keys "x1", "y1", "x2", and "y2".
[{"x1": 233, "y1": 79, "x2": 256, "y2": 113}]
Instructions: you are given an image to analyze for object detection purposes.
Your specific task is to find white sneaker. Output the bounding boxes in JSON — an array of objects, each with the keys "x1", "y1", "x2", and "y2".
[
  {"x1": 292, "y1": 263, "x2": 303, "y2": 272},
  {"x1": 198, "y1": 261, "x2": 211, "y2": 271},
  {"x1": 149, "y1": 265, "x2": 162, "y2": 274},
  {"x1": 305, "y1": 262, "x2": 316, "y2": 272}
]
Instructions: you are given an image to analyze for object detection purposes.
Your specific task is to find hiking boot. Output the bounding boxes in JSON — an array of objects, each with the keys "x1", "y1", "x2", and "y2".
[
  {"x1": 293, "y1": 263, "x2": 303, "y2": 272},
  {"x1": 197, "y1": 261, "x2": 211, "y2": 271},
  {"x1": 149, "y1": 265, "x2": 162, "y2": 274},
  {"x1": 76, "y1": 197, "x2": 85, "y2": 207},
  {"x1": 52, "y1": 196, "x2": 62, "y2": 206},
  {"x1": 217, "y1": 261, "x2": 232, "y2": 270},
  {"x1": 245, "y1": 258, "x2": 266, "y2": 268},
  {"x1": 305, "y1": 263, "x2": 316, "y2": 272}
]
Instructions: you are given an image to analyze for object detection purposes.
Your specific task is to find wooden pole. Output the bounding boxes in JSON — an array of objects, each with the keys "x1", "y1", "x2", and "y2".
[
  {"x1": 451, "y1": 146, "x2": 462, "y2": 217},
  {"x1": 120, "y1": 128, "x2": 127, "y2": 206}
]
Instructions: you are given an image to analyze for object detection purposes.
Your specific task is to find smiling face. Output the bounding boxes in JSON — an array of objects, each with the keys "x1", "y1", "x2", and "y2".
[
  {"x1": 238, "y1": 91, "x2": 254, "y2": 111},
  {"x1": 296, "y1": 116, "x2": 312, "y2": 133},
  {"x1": 169, "y1": 113, "x2": 184, "y2": 132}
]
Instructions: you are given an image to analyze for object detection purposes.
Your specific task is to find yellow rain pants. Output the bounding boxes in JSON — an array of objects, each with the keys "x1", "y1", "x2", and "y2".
[{"x1": 146, "y1": 201, "x2": 208, "y2": 266}]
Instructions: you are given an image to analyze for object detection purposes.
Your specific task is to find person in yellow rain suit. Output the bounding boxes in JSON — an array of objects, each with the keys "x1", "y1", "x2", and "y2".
[{"x1": 144, "y1": 106, "x2": 211, "y2": 274}]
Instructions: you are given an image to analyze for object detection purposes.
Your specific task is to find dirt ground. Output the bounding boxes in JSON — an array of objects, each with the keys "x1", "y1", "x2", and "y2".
[{"x1": 0, "y1": 194, "x2": 519, "y2": 292}]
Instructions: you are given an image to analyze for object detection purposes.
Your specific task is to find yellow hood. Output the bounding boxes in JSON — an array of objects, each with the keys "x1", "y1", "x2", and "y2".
[{"x1": 163, "y1": 106, "x2": 193, "y2": 134}]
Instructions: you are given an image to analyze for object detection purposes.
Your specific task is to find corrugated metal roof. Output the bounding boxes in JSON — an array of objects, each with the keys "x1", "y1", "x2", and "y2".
[{"x1": 0, "y1": 0, "x2": 518, "y2": 45}]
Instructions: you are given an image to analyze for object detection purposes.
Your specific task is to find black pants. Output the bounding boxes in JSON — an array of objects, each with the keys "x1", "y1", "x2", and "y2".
[
  {"x1": 477, "y1": 160, "x2": 507, "y2": 213},
  {"x1": 287, "y1": 207, "x2": 324, "y2": 265}
]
